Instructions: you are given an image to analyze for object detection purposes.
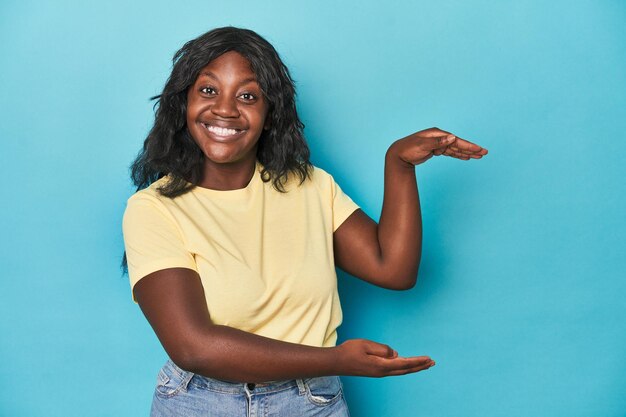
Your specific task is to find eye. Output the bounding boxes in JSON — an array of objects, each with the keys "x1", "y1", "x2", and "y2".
[
  {"x1": 200, "y1": 86, "x2": 217, "y2": 95},
  {"x1": 239, "y1": 92, "x2": 257, "y2": 101}
]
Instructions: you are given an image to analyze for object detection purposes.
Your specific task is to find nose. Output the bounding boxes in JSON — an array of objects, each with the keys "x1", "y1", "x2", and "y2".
[{"x1": 211, "y1": 94, "x2": 240, "y2": 118}]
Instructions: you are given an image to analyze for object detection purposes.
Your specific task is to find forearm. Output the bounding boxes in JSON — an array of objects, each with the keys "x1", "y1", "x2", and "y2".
[
  {"x1": 177, "y1": 325, "x2": 434, "y2": 382},
  {"x1": 136, "y1": 271, "x2": 343, "y2": 383},
  {"x1": 175, "y1": 324, "x2": 340, "y2": 383},
  {"x1": 376, "y1": 145, "x2": 423, "y2": 286},
  {"x1": 137, "y1": 253, "x2": 436, "y2": 385},
  {"x1": 334, "y1": 128, "x2": 485, "y2": 288}
]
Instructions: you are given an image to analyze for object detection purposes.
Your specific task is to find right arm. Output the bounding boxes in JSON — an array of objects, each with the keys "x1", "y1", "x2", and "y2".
[{"x1": 134, "y1": 267, "x2": 435, "y2": 383}]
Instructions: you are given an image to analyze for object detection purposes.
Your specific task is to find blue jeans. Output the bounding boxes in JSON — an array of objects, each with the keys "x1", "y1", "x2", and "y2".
[{"x1": 150, "y1": 359, "x2": 351, "y2": 416}]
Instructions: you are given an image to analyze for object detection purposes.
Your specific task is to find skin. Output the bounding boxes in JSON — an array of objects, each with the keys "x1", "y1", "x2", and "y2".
[
  {"x1": 185, "y1": 51, "x2": 269, "y2": 191},
  {"x1": 134, "y1": 51, "x2": 488, "y2": 382}
]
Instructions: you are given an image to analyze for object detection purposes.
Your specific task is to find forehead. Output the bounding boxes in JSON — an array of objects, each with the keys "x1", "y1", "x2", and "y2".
[{"x1": 196, "y1": 51, "x2": 257, "y2": 82}]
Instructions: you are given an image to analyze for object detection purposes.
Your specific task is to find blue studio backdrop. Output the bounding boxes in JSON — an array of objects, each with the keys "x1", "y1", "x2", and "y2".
[{"x1": 1, "y1": 1, "x2": 625, "y2": 416}]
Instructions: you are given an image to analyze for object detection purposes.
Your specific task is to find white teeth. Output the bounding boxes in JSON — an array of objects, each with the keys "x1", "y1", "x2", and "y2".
[{"x1": 204, "y1": 124, "x2": 240, "y2": 136}]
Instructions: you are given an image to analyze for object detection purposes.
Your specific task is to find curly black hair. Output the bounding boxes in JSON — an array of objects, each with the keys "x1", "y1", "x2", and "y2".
[
  {"x1": 130, "y1": 26, "x2": 311, "y2": 197},
  {"x1": 122, "y1": 27, "x2": 311, "y2": 273}
]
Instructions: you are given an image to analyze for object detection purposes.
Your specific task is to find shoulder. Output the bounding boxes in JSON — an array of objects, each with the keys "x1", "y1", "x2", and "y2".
[
  {"x1": 307, "y1": 165, "x2": 337, "y2": 188},
  {"x1": 127, "y1": 175, "x2": 174, "y2": 203},
  {"x1": 310, "y1": 165, "x2": 332, "y2": 180},
  {"x1": 277, "y1": 165, "x2": 335, "y2": 196},
  {"x1": 272, "y1": 164, "x2": 336, "y2": 193},
  {"x1": 307, "y1": 165, "x2": 349, "y2": 195},
  {"x1": 124, "y1": 176, "x2": 176, "y2": 220}
]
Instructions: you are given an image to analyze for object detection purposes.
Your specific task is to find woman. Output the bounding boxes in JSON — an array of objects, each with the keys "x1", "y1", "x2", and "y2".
[{"x1": 122, "y1": 26, "x2": 487, "y2": 416}]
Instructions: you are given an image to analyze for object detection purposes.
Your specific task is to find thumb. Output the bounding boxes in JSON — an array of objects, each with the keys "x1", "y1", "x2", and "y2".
[
  {"x1": 364, "y1": 341, "x2": 397, "y2": 358},
  {"x1": 427, "y1": 134, "x2": 456, "y2": 150}
]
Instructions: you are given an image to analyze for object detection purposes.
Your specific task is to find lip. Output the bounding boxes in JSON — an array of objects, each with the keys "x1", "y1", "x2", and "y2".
[
  {"x1": 200, "y1": 122, "x2": 247, "y2": 142},
  {"x1": 201, "y1": 120, "x2": 247, "y2": 130}
]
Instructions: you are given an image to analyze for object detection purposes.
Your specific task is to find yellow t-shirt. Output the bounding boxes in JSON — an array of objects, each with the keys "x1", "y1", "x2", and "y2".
[{"x1": 122, "y1": 164, "x2": 359, "y2": 348}]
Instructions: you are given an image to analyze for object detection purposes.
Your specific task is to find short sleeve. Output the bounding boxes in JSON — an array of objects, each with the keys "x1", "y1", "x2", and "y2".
[
  {"x1": 329, "y1": 174, "x2": 360, "y2": 232},
  {"x1": 122, "y1": 194, "x2": 198, "y2": 301}
]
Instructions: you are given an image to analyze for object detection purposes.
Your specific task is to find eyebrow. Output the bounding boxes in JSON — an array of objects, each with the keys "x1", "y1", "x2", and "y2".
[{"x1": 199, "y1": 71, "x2": 258, "y2": 85}]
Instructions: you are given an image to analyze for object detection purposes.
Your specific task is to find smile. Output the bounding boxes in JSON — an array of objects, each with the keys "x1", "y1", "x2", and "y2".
[{"x1": 202, "y1": 123, "x2": 245, "y2": 137}]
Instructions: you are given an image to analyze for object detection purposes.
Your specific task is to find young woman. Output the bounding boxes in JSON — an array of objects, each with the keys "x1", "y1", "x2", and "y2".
[{"x1": 122, "y1": 26, "x2": 487, "y2": 416}]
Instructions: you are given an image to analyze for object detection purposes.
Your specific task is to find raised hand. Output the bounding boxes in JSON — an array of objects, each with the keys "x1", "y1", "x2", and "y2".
[
  {"x1": 388, "y1": 127, "x2": 488, "y2": 166},
  {"x1": 335, "y1": 339, "x2": 435, "y2": 377}
]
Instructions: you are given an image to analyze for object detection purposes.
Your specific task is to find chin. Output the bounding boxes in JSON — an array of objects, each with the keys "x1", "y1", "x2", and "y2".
[{"x1": 202, "y1": 149, "x2": 252, "y2": 165}]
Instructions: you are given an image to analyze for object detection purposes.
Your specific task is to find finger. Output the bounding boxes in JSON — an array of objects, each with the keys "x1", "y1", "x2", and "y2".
[
  {"x1": 374, "y1": 355, "x2": 433, "y2": 372},
  {"x1": 447, "y1": 150, "x2": 484, "y2": 160},
  {"x1": 391, "y1": 355, "x2": 433, "y2": 365},
  {"x1": 449, "y1": 146, "x2": 488, "y2": 156},
  {"x1": 382, "y1": 356, "x2": 435, "y2": 373},
  {"x1": 443, "y1": 148, "x2": 470, "y2": 160},
  {"x1": 444, "y1": 147, "x2": 480, "y2": 158},
  {"x1": 443, "y1": 148, "x2": 466, "y2": 157},
  {"x1": 448, "y1": 146, "x2": 478, "y2": 155},
  {"x1": 386, "y1": 360, "x2": 436, "y2": 376},
  {"x1": 450, "y1": 137, "x2": 487, "y2": 153}
]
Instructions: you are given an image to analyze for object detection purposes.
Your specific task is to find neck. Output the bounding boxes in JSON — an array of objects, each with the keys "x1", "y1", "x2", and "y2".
[{"x1": 198, "y1": 157, "x2": 257, "y2": 191}]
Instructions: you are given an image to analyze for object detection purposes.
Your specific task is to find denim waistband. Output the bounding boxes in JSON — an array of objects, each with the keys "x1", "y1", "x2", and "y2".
[{"x1": 164, "y1": 359, "x2": 313, "y2": 395}]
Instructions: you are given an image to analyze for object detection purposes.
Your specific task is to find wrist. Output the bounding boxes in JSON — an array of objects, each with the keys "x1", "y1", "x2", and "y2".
[
  {"x1": 327, "y1": 345, "x2": 345, "y2": 375},
  {"x1": 386, "y1": 143, "x2": 415, "y2": 171},
  {"x1": 386, "y1": 140, "x2": 415, "y2": 170}
]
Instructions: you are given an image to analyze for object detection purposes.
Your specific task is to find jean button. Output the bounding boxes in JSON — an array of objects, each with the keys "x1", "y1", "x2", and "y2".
[{"x1": 246, "y1": 383, "x2": 255, "y2": 390}]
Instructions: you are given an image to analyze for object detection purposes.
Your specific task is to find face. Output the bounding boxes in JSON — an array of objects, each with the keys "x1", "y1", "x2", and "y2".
[{"x1": 186, "y1": 51, "x2": 268, "y2": 167}]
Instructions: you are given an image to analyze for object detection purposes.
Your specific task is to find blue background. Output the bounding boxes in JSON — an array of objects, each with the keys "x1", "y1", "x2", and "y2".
[{"x1": 1, "y1": 1, "x2": 624, "y2": 416}]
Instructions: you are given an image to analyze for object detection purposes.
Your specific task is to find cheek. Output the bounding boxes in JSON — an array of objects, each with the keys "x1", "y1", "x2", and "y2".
[
  {"x1": 185, "y1": 100, "x2": 197, "y2": 123},
  {"x1": 186, "y1": 90, "x2": 204, "y2": 122},
  {"x1": 259, "y1": 108, "x2": 270, "y2": 130}
]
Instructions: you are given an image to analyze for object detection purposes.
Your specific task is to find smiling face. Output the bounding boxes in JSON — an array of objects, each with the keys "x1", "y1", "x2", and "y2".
[{"x1": 186, "y1": 51, "x2": 269, "y2": 170}]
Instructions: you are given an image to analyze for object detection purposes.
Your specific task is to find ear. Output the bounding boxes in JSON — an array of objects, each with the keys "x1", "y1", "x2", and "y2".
[{"x1": 263, "y1": 114, "x2": 271, "y2": 130}]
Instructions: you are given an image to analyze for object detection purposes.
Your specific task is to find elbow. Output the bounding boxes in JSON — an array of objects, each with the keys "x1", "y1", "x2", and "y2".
[
  {"x1": 401, "y1": 278, "x2": 417, "y2": 290},
  {"x1": 383, "y1": 272, "x2": 418, "y2": 290},
  {"x1": 389, "y1": 278, "x2": 417, "y2": 291},
  {"x1": 378, "y1": 258, "x2": 420, "y2": 290},
  {"x1": 166, "y1": 344, "x2": 203, "y2": 373},
  {"x1": 164, "y1": 326, "x2": 250, "y2": 381},
  {"x1": 163, "y1": 334, "x2": 215, "y2": 374}
]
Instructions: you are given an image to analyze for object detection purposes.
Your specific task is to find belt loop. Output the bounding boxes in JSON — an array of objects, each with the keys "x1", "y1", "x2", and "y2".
[
  {"x1": 169, "y1": 359, "x2": 195, "y2": 393},
  {"x1": 181, "y1": 371, "x2": 195, "y2": 392},
  {"x1": 296, "y1": 379, "x2": 306, "y2": 395}
]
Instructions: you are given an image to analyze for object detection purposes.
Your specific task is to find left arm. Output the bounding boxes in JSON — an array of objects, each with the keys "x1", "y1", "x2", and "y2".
[{"x1": 333, "y1": 127, "x2": 488, "y2": 290}]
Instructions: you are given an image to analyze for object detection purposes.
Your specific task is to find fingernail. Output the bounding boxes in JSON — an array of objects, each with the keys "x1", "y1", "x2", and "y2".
[{"x1": 446, "y1": 135, "x2": 456, "y2": 142}]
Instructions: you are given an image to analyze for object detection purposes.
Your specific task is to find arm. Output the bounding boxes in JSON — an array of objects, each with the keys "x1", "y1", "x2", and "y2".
[
  {"x1": 134, "y1": 267, "x2": 435, "y2": 382},
  {"x1": 334, "y1": 127, "x2": 488, "y2": 290}
]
